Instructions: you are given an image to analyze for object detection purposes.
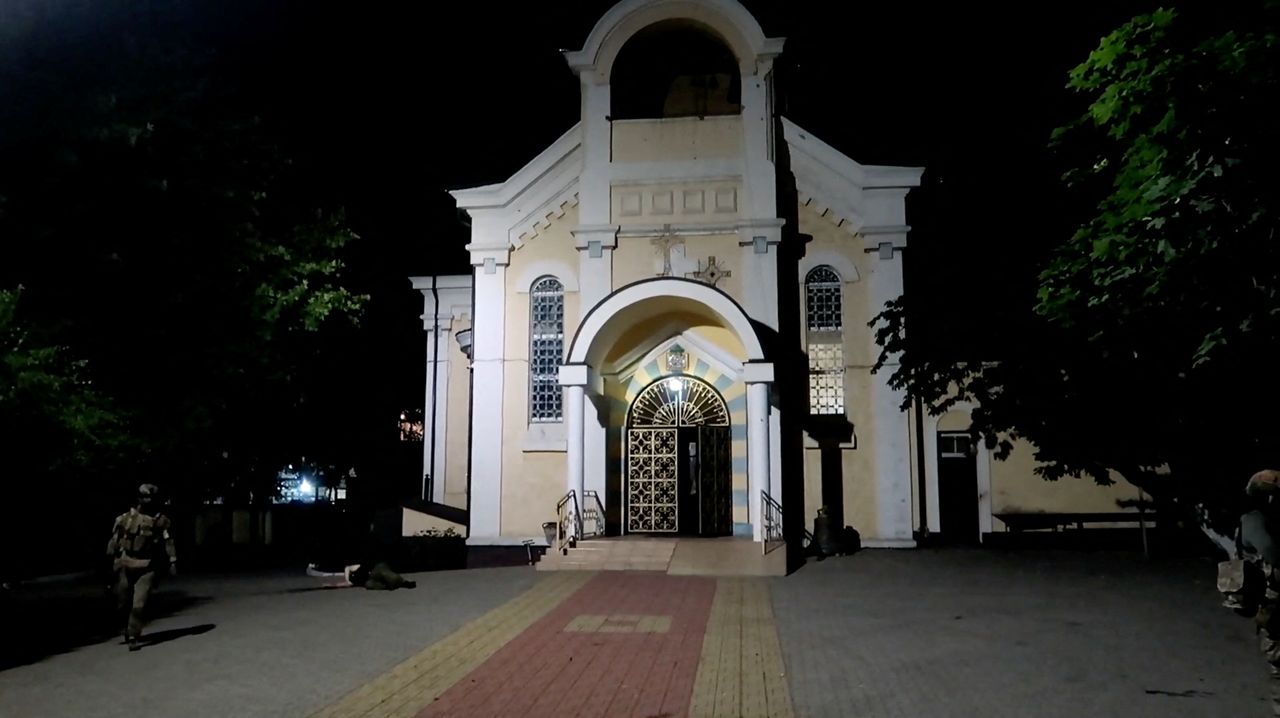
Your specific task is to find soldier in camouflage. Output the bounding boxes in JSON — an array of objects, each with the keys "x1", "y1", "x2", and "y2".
[
  {"x1": 1244, "y1": 470, "x2": 1280, "y2": 715},
  {"x1": 107, "y1": 483, "x2": 177, "y2": 651}
]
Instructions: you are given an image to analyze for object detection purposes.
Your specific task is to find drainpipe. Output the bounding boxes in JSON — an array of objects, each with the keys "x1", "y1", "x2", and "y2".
[
  {"x1": 464, "y1": 276, "x2": 476, "y2": 538},
  {"x1": 915, "y1": 394, "x2": 929, "y2": 536},
  {"x1": 425, "y1": 277, "x2": 440, "y2": 503}
]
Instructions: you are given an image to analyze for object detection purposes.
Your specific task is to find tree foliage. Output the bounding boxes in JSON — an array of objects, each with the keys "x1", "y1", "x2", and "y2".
[
  {"x1": 0, "y1": 288, "x2": 131, "y2": 473},
  {"x1": 0, "y1": 12, "x2": 368, "y2": 501},
  {"x1": 874, "y1": 2, "x2": 1280, "y2": 509}
]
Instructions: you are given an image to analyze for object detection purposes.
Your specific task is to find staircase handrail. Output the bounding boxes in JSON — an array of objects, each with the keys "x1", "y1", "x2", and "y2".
[
  {"x1": 555, "y1": 490, "x2": 581, "y2": 553},
  {"x1": 582, "y1": 490, "x2": 606, "y2": 539},
  {"x1": 762, "y1": 489, "x2": 785, "y2": 556}
]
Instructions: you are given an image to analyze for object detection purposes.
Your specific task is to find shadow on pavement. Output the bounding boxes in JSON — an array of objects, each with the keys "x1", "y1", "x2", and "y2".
[
  {"x1": 139, "y1": 623, "x2": 217, "y2": 648},
  {"x1": 278, "y1": 583, "x2": 356, "y2": 594},
  {"x1": 0, "y1": 581, "x2": 213, "y2": 671}
]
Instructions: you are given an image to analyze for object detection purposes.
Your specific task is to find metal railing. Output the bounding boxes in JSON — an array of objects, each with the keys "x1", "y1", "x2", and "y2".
[
  {"x1": 582, "y1": 490, "x2": 606, "y2": 540},
  {"x1": 555, "y1": 490, "x2": 581, "y2": 554},
  {"x1": 762, "y1": 490, "x2": 784, "y2": 556}
]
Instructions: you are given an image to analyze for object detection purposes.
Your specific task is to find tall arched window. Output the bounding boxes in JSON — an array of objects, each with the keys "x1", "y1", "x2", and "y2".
[
  {"x1": 529, "y1": 276, "x2": 565, "y2": 422},
  {"x1": 805, "y1": 266, "x2": 845, "y2": 415}
]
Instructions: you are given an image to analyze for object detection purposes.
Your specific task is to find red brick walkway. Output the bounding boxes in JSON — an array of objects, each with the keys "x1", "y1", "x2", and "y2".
[{"x1": 417, "y1": 573, "x2": 716, "y2": 718}]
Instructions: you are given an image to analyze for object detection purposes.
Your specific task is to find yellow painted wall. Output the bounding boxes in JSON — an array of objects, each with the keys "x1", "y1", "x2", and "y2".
[
  {"x1": 613, "y1": 238, "x2": 659, "y2": 289},
  {"x1": 988, "y1": 437, "x2": 1142, "y2": 518},
  {"x1": 499, "y1": 360, "x2": 567, "y2": 536},
  {"x1": 936, "y1": 410, "x2": 1144, "y2": 524},
  {"x1": 496, "y1": 208, "x2": 586, "y2": 536},
  {"x1": 612, "y1": 116, "x2": 743, "y2": 163},
  {"x1": 610, "y1": 234, "x2": 742, "y2": 295},
  {"x1": 796, "y1": 202, "x2": 875, "y2": 367},
  {"x1": 793, "y1": 201, "x2": 902, "y2": 537},
  {"x1": 937, "y1": 411, "x2": 971, "y2": 432},
  {"x1": 603, "y1": 312, "x2": 747, "y2": 367},
  {"x1": 802, "y1": 447, "x2": 880, "y2": 538},
  {"x1": 444, "y1": 318, "x2": 472, "y2": 509}
]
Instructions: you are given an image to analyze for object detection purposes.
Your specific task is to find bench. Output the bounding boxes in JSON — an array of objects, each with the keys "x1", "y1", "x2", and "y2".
[{"x1": 994, "y1": 512, "x2": 1153, "y2": 533}]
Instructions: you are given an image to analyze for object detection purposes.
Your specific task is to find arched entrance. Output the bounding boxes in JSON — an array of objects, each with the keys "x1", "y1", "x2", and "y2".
[{"x1": 626, "y1": 375, "x2": 732, "y2": 535}]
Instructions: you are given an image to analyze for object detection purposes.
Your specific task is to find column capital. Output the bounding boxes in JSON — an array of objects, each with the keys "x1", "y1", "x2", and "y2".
[
  {"x1": 737, "y1": 219, "x2": 785, "y2": 254},
  {"x1": 558, "y1": 363, "x2": 603, "y2": 395},
  {"x1": 743, "y1": 362, "x2": 775, "y2": 384},
  {"x1": 467, "y1": 245, "x2": 511, "y2": 272},
  {"x1": 572, "y1": 225, "x2": 620, "y2": 252},
  {"x1": 558, "y1": 363, "x2": 590, "y2": 387},
  {"x1": 422, "y1": 315, "x2": 454, "y2": 332},
  {"x1": 859, "y1": 226, "x2": 909, "y2": 260}
]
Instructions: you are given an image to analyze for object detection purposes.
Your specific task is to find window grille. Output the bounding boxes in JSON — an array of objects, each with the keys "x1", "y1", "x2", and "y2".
[
  {"x1": 805, "y1": 266, "x2": 845, "y2": 415},
  {"x1": 529, "y1": 277, "x2": 564, "y2": 422},
  {"x1": 805, "y1": 266, "x2": 843, "y2": 331}
]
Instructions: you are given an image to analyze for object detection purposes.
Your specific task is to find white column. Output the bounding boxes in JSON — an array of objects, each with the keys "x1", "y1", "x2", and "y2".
[
  {"x1": 574, "y1": 226, "x2": 617, "y2": 318},
  {"x1": 865, "y1": 229, "x2": 914, "y2": 544},
  {"x1": 577, "y1": 81, "x2": 612, "y2": 227},
  {"x1": 573, "y1": 227, "x2": 615, "y2": 504},
  {"x1": 424, "y1": 320, "x2": 451, "y2": 503},
  {"x1": 566, "y1": 385, "x2": 585, "y2": 501},
  {"x1": 560, "y1": 365, "x2": 590, "y2": 537},
  {"x1": 737, "y1": 221, "x2": 784, "y2": 331},
  {"x1": 467, "y1": 248, "x2": 508, "y2": 541},
  {"x1": 747, "y1": 381, "x2": 771, "y2": 542},
  {"x1": 413, "y1": 275, "x2": 472, "y2": 505},
  {"x1": 769, "y1": 407, "x2": 782, "y2": 501},
  {"x1": 739, "y1": 62, "x2": 778, "y2": 219}
]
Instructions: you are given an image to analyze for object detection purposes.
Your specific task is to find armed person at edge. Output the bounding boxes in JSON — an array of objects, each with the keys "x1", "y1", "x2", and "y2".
[{"x1": 107, "y1": 483, "x2": 178, "y2": 652}]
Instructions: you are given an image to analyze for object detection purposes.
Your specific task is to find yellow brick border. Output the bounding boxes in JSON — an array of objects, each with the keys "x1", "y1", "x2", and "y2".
[
  {"x1": 311, "y1": 572, "x2": 592, "y2": 718},
  {"x1": 689, "y1": 579, "x2": 794, "y2": 718}
]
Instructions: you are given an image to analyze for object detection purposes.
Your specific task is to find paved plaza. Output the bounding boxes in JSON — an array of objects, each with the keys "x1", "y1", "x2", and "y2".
[{"x1": 0, "y1": 549, "x2": 1268, "y2": 717}]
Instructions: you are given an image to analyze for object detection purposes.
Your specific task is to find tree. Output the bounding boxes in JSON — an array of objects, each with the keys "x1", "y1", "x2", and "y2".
[
  {"x1": 0, "y1": 287, "x2": 131, "y2": 474},
  {"x1": 0, "y1": 8, "x2": 368, "y2": 504},
  {"x1": 873, "y1": 2, "x2": 1280, "y2": 520}
]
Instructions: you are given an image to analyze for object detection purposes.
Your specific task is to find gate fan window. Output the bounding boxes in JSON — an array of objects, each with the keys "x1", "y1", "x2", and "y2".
[
  {"x1": 529, "y1": 276, "x2": 564, "y2": 422},
  {"x1": 629, "y1": 376, "x2": 729, "y2": 427},
  {"x1": 805, "y1": 266, "x2": 845, "y2": 415}
]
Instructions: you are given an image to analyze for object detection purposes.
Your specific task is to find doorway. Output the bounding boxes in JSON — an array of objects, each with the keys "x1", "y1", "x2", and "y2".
[
  {"x1": 937, "y1": 431, "x2": 980, "y2": 544},
  {"x1": 626, "y1": 376, "x2": 732, "y2": 536}
]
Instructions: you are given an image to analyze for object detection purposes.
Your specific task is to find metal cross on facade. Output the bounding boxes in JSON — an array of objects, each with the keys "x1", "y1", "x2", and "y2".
[
  {"x1": 690, "y1": 256, "x2": 731, "y2": 287},
  {"x1": 651, "y1": 227, "x2": 684, "y2": 277}
]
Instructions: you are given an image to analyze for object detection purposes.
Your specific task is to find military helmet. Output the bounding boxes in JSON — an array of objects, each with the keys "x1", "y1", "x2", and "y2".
[
  {"x1": 1246, "y1": 470, "x2": 1280, "y2": 496},
  {"x1": 137, "y1": 483, "x2": 160, "y2": 499}
]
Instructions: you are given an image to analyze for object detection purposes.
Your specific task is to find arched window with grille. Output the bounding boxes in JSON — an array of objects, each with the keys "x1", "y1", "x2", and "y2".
[
  {"x1": 805, "y1": 266, "x2": 845, "y2": 415},
  {"x1": 529, "y1": 276, "x2": 564, "y2": 422}
]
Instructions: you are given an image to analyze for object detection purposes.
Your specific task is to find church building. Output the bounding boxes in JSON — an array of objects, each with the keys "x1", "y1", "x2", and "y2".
[{"x1": 408, "y1": 0, "x2": 1143, "y2": 560}]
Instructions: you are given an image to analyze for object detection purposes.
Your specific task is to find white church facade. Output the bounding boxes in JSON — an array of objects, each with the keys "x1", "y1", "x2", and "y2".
[{"x1": 407, "y1": 0, "x2": 1144, "y2": 556}]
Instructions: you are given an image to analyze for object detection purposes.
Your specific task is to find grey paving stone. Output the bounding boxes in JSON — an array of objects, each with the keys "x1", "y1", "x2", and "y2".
[
  {"x1": 771, "y1": 548, "x2": 1268, "y2": 718},
  {"x1": 0, "y1": 566, "x2": 537, "y2": 718}
]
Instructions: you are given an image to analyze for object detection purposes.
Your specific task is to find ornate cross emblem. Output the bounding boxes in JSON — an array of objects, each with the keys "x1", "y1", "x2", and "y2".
[
  {"x1": 651, "y1": 226, "x2": 684, "y2": 277},
  {"x1": 690, "y1": 256, "x2": 732, "y2": 286}
]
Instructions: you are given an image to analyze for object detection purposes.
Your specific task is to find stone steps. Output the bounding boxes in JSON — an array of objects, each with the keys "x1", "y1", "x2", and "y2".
[
  {"x1": 536, "y1": 539, "x2": 677, "y2": 572},
  {"x1": 536, "y1": 537, "x2": 787, "y2": 576}
]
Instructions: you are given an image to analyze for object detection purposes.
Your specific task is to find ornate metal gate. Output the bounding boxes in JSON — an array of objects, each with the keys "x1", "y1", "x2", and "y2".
[
  {"x1": 626, "y1": 376, "x2": 730, "y2": 533},
  {"x1": 626, "y1": 428, "x2": 678, "y2": 532},
  {"x1": 697, "y1": 425, "x2": 732, "y2": 536}
]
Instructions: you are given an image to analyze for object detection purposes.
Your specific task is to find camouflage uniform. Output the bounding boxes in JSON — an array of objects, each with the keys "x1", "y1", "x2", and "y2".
[
  {"x1": 107, "y1": 484, "x2": 177, "y2": 651},
  {"x1": 1244, "y1": 470, "x2": 1280, "y2": 715}
]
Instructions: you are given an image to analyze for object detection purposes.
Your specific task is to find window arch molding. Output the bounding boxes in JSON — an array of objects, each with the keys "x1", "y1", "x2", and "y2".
[
  {"x1": 798, "y1": 250, "x2": 859, "y2": 285},
  {"x1": 515, "y1": 260, "x2": 578, "y2": 294}
]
